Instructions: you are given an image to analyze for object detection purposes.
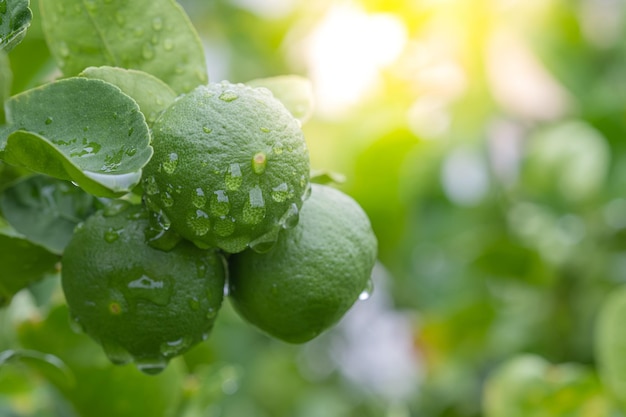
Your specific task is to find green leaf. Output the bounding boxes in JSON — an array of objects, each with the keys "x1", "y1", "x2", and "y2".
[
  {"x1": 596, "y1": 286, "x2": 626, "y2": 409},
  {"x1": 39, "y1": 0, "x2": 207, "y2": 94},
  {"x1": 0, "y1": 51, "x2": 10, "y2": 123},
  {"x1": 0, "y1": 0, "x2": 32, "y2": 52},
  {"x1": 80, "y1": 66, "x2": 177, "y2": 126},
  {"x1": 0, "y1": 226, "x2": 58, "y2": 307},
  {"x1": 0, "y1": 349, "x2": 74, "y2": 390},
  {"x1": 483, "y1": 354, "x2": 615, "y2": 417},
  {"x1": 1, "y1": 77, "x2": 153, "y2": 197},
  {"x1": 247, "y1": 75, "x2": 314, "y2": 122},
  {"x1": 18, "y1": 305, "x2": 185, "y2": 417},
  {"x1": 0, "y1": 175, "x2": 95, "y2": 254}
]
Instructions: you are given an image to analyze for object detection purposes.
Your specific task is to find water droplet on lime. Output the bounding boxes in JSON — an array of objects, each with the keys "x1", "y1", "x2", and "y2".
[
  {"x1": 271, "y1": 182, "x2": 291, "y2": 202},
  {"x1": 278, "y1": 203, "x2": 299, "y2": 229},
  {"x1": 162, "y1": 153, "x2": 178, "y2": 174},
  {"x1": 126, "y1": 274, "x2": 172, "y2": 306},
  {"x1": 210, "y1": 190, "x2": 230, "y2": 216},
  {"x1": 214, "y1": 216, "x2": 236, "y2": 237},
  {"x1": 101, "y1": 339, "x2": 133, "y2": 365},
  {"x1": 219, "y1": 90, "x2": 238, "y2": 102},
  {"x1": 45, "y1": 117, "x2": 53, "y2": 125},
  {"x1": 143, "y1": 176, "x2": 159, "y2": 196},
  {"x1": 187, "y1": 210, "x2": 211, "y2": 236},
  {"x1": 136, "y1": 357, "x2": 168, "y2": 375},
  {"x1": 192, "y1": 187, "x2": 206, "y2": 208},
  {"x1": 161, "y1": 191, "x2": 174, "y2": 207},
  {"x1": 104, "y1": 227, "x2": 123, "y2": 243},
  {"x1": 249, "y1": 230, "x2": 279, "y2": 253},
  {"x1": 243, "y1": 186, "x2": 266, "y2": 224},
  {"x1": 273, "y1": 142, "x2": 283, "y2": 154},
  {"x1": 225, "y1": 163, "x2": 242, "y2": 190},
  {"x1": 359, "y1": 279, "x2": 374, "y2": 301}
]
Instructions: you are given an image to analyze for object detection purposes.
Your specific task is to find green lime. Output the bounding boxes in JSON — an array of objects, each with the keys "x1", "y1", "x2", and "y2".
[
  {"x1": 142, "y1": 81, "x2": 310, "y2": 254},
  {"x1": 61, "y1": 203, "x2": 226, "y2": 374},
  {"x1": 228, "y1": 184, "x2": 378, "y2": 343}
]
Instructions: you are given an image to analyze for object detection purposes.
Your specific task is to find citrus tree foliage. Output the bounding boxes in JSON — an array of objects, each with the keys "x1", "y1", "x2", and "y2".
[{"x1": 3, "y1": 0, "x2": 626, "y2": 417}]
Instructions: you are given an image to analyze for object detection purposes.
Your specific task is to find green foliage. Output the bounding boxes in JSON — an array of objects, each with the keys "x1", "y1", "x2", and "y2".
[
  {"x1": 1, "y1": 0, "x2": 626, "y2": 416},
  {"x1": 0, "y1": 0, "x2": 32, "y2": 52},
  {"x1": 1, "y1": 77, "x2": 153, "y2": 196},
  {"x1": 39, "y1": 0, "x2": 207, "y2": 94}
]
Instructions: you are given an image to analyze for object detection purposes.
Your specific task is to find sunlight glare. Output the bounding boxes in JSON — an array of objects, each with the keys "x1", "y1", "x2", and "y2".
[{"x1": 304, "y1": 3, "x2": 407, "y2": 116}]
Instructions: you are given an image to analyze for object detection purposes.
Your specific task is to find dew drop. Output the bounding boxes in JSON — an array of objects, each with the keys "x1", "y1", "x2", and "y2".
[
  {"x1": 210, "y1": 190, "x2": 230, "y2": 216},
  {"x1": 278, "y1": 203, "x2": 300, "y2": 230},
  {"x1": 271, "y1": 183, "x2": 291, "y2": 202},
  {"x1": 252, "y1": 152, "x2": 267, "y2": 175},
  {"x1": 161, "y1": 191, "x2": 174, "y2": 207},
  {"x1": 102, "y1": 339, "x2": 133, "y2": 365},
  {"x1": 104, "y1": 227, "x2": 123, "y2": 243},
  {"x1": 359, "y1": 279, "x2": 374, "y2": 301},
  {"x1": 143, "y1": 176, "x2": 159, "y2": 195},
  {"x1": 187, "y1": 210, "x2": 211, "y2": 236},
  {"x1": 273, "y1": 142, "x2": 283, "y2": 154},
  {"x1": 160, "y1": 337, "x2": 192, "y2": 358},
  {"x1": 219, "y1": 90, "x2": 238, "y2": 102},
  {"x1": 302, "y1": 182, "x2": 312, "y2": 201},
  {"x1": 225, "y1": 163, "x2": 242, "y2": 191},
  {"x1": 163, "y1": 38, "x2": 174, "y2": 51},
  {"x1": 162, "y1": 153, "x2": 179, "y2": 174},
  {"x1": 45, "y1": 117, "x2": 53, "y2": 125},
  {"x1": 249, "y1": 228, "x2": 279, "y2": 253},
  {"x1": 243, "y1": 186, "x2": 266, "y2": 224},
  {"x1": 214, "y1": 216, "x2": 235, "y2": 237},
  {"x1": 192, "y1": 187, "x2": 206, "y2": 208},
  {"x1": 202, "y1": 126, "x2": 212, "y2": 134},
  {"x1": 126, "y1": 274, "x2": 172, "y2": 306},
  {"x1": 136, "y1": 357, "x2": 168, "y2": 375}
]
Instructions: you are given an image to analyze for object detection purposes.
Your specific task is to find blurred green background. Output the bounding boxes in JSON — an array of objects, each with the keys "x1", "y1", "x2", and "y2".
[{"x1": 4, "y1": 0, "x2": 626, "y2": 415}]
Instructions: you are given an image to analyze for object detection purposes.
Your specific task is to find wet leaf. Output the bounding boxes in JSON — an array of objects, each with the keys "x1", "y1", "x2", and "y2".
[
  {"x1": 0, "y1": 0, "x2": 32, "y2": 52},
  {"x1": 80, "y1": 66, "x2": 177, "y2": 126},
  {"x1": 0, "y1": 175, "x2": 95, "y2": 254},
  {"x1": 39, "y1": 0, "x2": 207, "y2": 94},
  {"x1": 0, "y1": 77, "x2": 152, "y2": 197}
]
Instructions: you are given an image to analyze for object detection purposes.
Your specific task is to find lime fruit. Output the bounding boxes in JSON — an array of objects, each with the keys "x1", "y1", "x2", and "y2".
[
  {"x1": 61, "y1": 203, "x2": 226, "y2": 374},
  {"x1": 142, "y1": 81, "x2": 310, "y2": 254},
  {"x1": 228, "y1": 184, "x2": 378, "y2": 343}
]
